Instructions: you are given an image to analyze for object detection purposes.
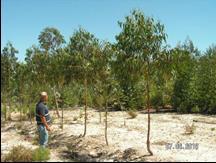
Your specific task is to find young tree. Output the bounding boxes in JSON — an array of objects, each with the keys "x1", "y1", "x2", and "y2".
[
  {"x1": 171, "y1": 39, "x2": 198, "y2": 113},
  {"x1": 196, "y1": 45, "x2": 216, "y2": 113},
  {"x1": 94, "y1": 42, "x2": 119, "y2": 145},
  {"x1": 116, "y1": 10, "x2": 167, "y2": 155},
  {"x1": 1, "y1": 42, "x2": 18, "y2": 121},
  {"x1": 38, "y1": 27, "x2": 65, "y2": 119},
  {"x1": 67, "y1": 27, "x2": 100, "y2": 137}
]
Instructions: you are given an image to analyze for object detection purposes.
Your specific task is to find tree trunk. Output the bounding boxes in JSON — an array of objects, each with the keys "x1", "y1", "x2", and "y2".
[
  {"x1": 20, "y1": 101, "x2": 22, "y2": 121},
  {"x1": 99, "y1": 109, "x2": 102, "y2": 123},
  {"x1": 53, "y1": 88, "x2": 60, "y2": 118},
  {"x1": 79, "y1": 107, "x2": 82, "y2": 119},
  {"x1": 29, "y1": 102, "x2": 32, "y2": 124},
  {"x1": 61, "y1": 107, "x2": 64, "y2": 130},
  {"x1": 105, "y1": 101, "x2": 109, "y2": 146},
  {"x1": 4, "y1": 100, "x2": 7, "y2": 122},
  {"x1": 146, "y1": 60, "x2": 153, "y2": 156},
  {"x1": 124, "y1": 110, "x2": 127, "y2": 127},
  {"x1": 83, "y1": 78, "x2": 87, "y2": 137},
  {"x1": 8, "y1": 98, "x2": 11, "y2": 121}
]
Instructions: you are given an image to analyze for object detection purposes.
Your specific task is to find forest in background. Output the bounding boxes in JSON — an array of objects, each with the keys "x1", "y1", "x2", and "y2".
[{"x1": 1, "y1": 9, "x2": 216, "y2": 121}]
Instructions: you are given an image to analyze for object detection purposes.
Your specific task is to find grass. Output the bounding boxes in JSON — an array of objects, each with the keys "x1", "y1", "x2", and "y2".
[
  {"x1": 2, "y1": 145, "x2": 33, "y2": 162},
  {"x1": 127, "y1": 111, "x2": 138, "y2": 119},
  {"x1": 2, "y1": 145, "x2": 50, "y2": 162},
  {"x1": 32, "y1": 147, "x2": 50, "y2": 161}
]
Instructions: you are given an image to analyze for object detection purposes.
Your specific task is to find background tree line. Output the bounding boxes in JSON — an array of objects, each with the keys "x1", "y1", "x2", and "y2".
[{"x1": 1, "y1": 10, "x2": 216, "y2": 121}]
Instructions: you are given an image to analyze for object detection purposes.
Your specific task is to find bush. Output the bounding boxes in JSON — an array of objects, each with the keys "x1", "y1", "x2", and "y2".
[
  {"x1": 177, "y1": 102, "x2": 190, "y2": 113},
  {"x1": 191, "y1": 105, "x2": 200, "y2": 113},
  {"x1": 3, "y1": 145, "x2": 33, "y2": 162},
  {"x1": 2, "y1": 145, "x2": 50, "y2": 162},
  {"x1": 151, "y1": 92, "x2": 163, "y2": 110},
  {"x1": 32, "y1": 147, "x2": 50, "y2": 161}
]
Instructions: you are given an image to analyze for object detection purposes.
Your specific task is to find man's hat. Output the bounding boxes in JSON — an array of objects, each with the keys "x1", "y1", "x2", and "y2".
[{"x1": 40, "y1": 92, "x2": 48, "y2": 96}]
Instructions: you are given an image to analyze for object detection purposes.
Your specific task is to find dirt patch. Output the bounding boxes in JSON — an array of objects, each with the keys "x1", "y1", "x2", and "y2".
[{"x1": 1, "y1": 108, "x2": 216, "y2": 162}]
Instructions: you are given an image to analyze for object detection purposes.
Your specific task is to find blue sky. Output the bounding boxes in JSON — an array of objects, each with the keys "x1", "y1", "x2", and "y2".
[{"x1": 2, "y1": 0, "x2": 216, "y2": 61}]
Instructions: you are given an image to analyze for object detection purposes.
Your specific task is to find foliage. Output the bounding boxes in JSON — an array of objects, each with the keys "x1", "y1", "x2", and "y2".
[
  {"x1": 1, "y1": 10, "x2": 215, "y2": 126},
  {"x1": 32, "y1": 147, "x2": 50, "y2": 161},
  {"x1": 3, "y1": 145, "x2": 33, "y2": 162}
]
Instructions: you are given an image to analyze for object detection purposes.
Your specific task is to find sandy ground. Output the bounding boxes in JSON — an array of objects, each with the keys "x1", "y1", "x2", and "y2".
[{"x1": 1, "y1": 107, "x2": 216, "y2": 162}]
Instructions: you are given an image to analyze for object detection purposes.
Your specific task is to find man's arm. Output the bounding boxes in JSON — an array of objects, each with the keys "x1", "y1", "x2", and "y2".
[{"x1": 40, "y1": 114, "x2": 51, "y2": 131}]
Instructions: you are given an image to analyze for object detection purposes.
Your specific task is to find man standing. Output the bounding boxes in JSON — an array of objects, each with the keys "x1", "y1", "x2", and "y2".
[{"x1": 36, "y1": 92, "x2": 51, "y2": 148}]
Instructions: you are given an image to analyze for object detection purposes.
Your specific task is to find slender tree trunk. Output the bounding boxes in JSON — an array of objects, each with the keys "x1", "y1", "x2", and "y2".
[
  {"x1": 146, "y1": 60, "x2": 153, "y2": 156},
  {"x1": 83, "y1": 78, "x2": 87, "y2": 137},
  {"x1": 165, "y1": 77, "x2": 168, "y2": 107},
  {"x1": 105, "y1": 101, "x2": 109, "y2": 146},
  {"x1": 79, "y1": 107, "x2": 82, "y2": 119},
  {"x1": 19, "y1": 89, "x2": 23, "y2": 121},
  {"x1": 7, "y1": 69, "x2": 11, "y2": 121},
  {"x1": 7, "y1": 97, "x2": 11, "y2": 121},
  {"x1": 20, "y1": 101, "x2": 22, "y2": 121},
  {"x1": 53, "y1": 88, "x2": 60, "y2": 118},
  {"x1": 61, "y1": 106, "x2": 64, "y2": 130},
  {"x1": 4, "y1": 99, "x2": 7, "y2": 122},
  {"x1": 99, "y1": 109, "x2": 102, "y2": 123},
  {"x1": 29, "y1": 102, "x2": 32, "y2": 124},
  {"x1": 124, "y1": 110, "x2": 127, "y2": 127}
]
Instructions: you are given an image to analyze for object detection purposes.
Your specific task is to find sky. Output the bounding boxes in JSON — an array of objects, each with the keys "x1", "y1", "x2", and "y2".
[{"x1": 2, "y1": 0, "x2": 216, "y2": 62}]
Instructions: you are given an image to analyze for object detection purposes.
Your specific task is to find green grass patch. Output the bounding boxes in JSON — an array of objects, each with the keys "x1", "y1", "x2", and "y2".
[{"x1": 2, "y1": 145, "x2": 51, "y2": 162}]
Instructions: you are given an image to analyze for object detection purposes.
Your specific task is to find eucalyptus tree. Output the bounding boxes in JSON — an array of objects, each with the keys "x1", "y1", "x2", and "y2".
[
  {"x1": 48, "y1": 48, "x2": 68, "y2": 128},
  {"x1": 112, "y1": 44, "x2": 144, "y2": 111},
  {"x1": 14, "y1": 62, "x2": 35, "y2": 122},
  {"x1": 38, "y1": 27, "x2": 65, "y2": 121},
  {"x1": 67, "y1": 27, "x2": 100, "y2": 136},
  {"x1": 115, "y1": 10, "x2": 167, "y2": 155},
  {"x1": 152, "y1": 46, "x2": 173, "y2": 109},
  {"x1": 38, "y1": 27, "x2": 65, "y2": 83},
  {"x1": 14, "y1": 63, "x2": 27, "y2": 121},
  {"x1": 25, "y1": 46, "x2": 43, "y2": 102},
  {"x1": 93, "y1": 42, "x2": 120, "y2": 145},
  {"x1": 171, "y1": 40, "x2": 198, "y2": 113},
  {"x1": 38, "y1": 27, "x2": 65, "y2": 55},
  {"x1": 1, "y1": 42, "x2": 18, "y2": 120},
  {"x1": 196, "y1": 45, "x2": 216, "y2": 113}
]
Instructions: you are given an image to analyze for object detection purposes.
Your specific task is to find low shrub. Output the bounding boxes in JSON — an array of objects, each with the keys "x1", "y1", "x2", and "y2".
[
  {"x1": 32, "y1": 147, "x2": 50, "y2": 161},
  {"x1": 3, "y1": 145, "x2": 33, "y2": 162}
]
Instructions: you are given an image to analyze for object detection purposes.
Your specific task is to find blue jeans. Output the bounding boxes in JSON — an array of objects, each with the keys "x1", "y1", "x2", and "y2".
[{"x1": 37, "y1": 124, "x2": 48, "y2": 148}]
